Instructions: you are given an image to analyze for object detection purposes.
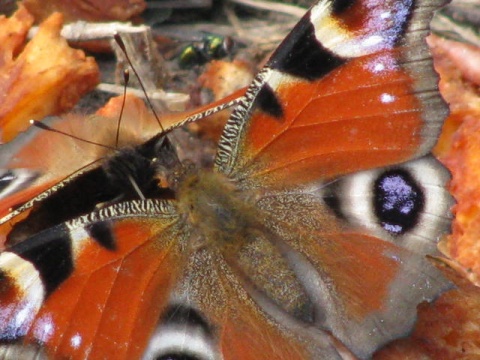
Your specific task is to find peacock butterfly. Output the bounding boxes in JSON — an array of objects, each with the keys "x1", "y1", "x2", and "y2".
[{"x1": 0, "y1": 0, "x2": 453, "y2": 359}]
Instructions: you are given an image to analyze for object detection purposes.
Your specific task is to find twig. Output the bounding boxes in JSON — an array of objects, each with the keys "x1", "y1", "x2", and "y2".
[{"x1": 28, "y1": 22, "x2": 150, "y2": 42}]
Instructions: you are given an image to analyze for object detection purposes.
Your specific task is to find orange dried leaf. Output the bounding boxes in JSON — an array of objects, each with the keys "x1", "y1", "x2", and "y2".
[
  {"x1": 0, "y1": 8, "x2": 99, "y2": 142},
  {"x1": 442, "y1": 113, "x2": 480, "y2": 276},
  {"x1": 429, "y1": 35, "x2": 480, "y2": 277},
  {"x1": 22, "y1": 0, "x2": 146, "y2": 23},
  {"x1": 198, "y1": 60, "x2": 253, "y2": 102},
  {"x1": 0, "y1": 5, "x2": 34, "y2": 68}
]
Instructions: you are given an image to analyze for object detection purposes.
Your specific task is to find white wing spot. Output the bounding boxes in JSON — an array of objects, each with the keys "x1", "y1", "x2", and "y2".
[
  {"x1": 361, "y1": 35, "x2": 384, "y2": 48},
  {"x1": 71, "y1": 333, "x2": 82, "y2": 349},
  {"x1": 381, "y1": 93, "x2": 395, "y2": 103},
  {"x1": 0, "y1": 252, "x2": 45, "y2": 337},
  {"x1": 33, "y1": 314, "x2": 55, "y2": 343},
  {"x1": 380, "y1": 11, "x2": 392, "y2": 19},
  {"x1": 69, "y1": 227, "x2": 91, "y2": 259},
  {"x1": 374, "y1": 63, "x2": 385, "y2": 72}
]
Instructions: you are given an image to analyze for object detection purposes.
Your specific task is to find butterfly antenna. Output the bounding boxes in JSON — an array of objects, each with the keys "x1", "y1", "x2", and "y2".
[
  {"x1": 30, "y1": 120, "x2": 116, "y2": 151},
  {"x1": 115, "y1": 69, "x2": 129, "y2": 147},
  {"x1": 114, "y1": 33, "x2": 165, "y2": 132}
]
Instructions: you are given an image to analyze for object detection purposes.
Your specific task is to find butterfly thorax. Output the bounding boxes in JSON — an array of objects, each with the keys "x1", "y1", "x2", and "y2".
[{"x1": 176, "y1": 169, "x2": 259, "y2": 255}]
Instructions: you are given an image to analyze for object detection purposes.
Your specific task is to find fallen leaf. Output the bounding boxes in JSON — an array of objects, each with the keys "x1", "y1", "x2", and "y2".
[
  {"x1": 0, "y1": 6, "x2": 99, "y2": 142},
  {"x1": 22, "y1": 0, "x2": 146, "y2": 23}
]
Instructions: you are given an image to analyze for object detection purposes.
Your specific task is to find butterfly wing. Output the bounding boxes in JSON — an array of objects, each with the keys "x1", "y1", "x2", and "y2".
[
  {"x1": 216, "y1": 0, "x2": 448, "y2": 188},
  {"x1": 0, "y1": 199, "x2": 183, "y2": 359},
  {"x1": 212, "y1": 0, "x2": 452, "y2": 357},
  {"x1": 143, "y1": 246, "x2": 352, "y2": 360},
  {"x1": 250, "y1": 156, "x2": 452, "y2": 357}
]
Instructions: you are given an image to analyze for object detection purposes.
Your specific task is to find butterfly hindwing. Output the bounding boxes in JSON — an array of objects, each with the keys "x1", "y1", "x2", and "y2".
[
  {"x1": 253, "y1": 163, "x2": 452, "y2": 356},
  {"x1": 142, "y1": 241, "x2": 351, "y2": 360}
]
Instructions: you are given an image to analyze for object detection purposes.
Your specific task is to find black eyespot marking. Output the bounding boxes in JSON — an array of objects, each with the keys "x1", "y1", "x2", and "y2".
[
  {"x1": 86, "y1": 222, "x2": 116, "y2": 251},
  {"x1": 269, "y1": 19, "x2": 346, "y2": 81},
  {"x1": 255, "y1": 84, "x2": 284, "y2": 119},
  {"x1": 331, "y1": 0, "x2": 356, "y2": 15},
  {"x1": 9, "y1": 225, "x2": 74, "y2": 295},
  {"x1": 373, "y1": 170, "x2": 424, "y2": 235}
]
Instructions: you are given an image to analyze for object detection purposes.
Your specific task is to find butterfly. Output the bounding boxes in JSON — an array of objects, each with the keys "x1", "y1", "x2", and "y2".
[{"x1": 0, "y1": 0, "x2": 453, "y2": 359}]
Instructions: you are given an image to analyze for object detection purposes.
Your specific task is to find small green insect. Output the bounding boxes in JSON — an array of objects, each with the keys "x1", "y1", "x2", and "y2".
[{"x1": 179, "y1": 33, "x2": 235, "y2": 67}]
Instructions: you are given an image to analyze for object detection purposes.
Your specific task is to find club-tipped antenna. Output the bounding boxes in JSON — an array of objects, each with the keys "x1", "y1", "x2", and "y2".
[
  {"x1": 114, "y1": 33, "x2": 165, "y2": 132},
  {"x1": 30, "y1": 120, "x2": 116, "y2": 151}
]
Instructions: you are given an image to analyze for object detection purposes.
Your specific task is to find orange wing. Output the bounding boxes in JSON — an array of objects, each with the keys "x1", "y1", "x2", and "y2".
[
  {"x1": 216, "y1": 0, "x2": 448, "y2": 189},
  {"x1": 0, "y1": 200, "x2": 181, "y2": 359}
]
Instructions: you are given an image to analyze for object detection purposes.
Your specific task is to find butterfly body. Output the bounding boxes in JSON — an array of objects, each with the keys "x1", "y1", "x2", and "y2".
[
  {"x1": 0, "y1": 0, "x2": 453, "y2": 359},
  {"x1": 177, "y1": 169, "x2": 257, "y2": 248}
]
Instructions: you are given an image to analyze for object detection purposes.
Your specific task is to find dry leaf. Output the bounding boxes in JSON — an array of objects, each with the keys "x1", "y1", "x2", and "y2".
[
  {"x1": 0, "y1": 6, "x2": 99, "y2": 142},
  {"x1": 0, "y1": 5, "x2": 33, "y2": 68},
  {"x1": 22, "y1": 0, "x2": 146, "y2": 23},
  {"x1": 430, "y1": 34, "x2": 480, "y2": 277}
]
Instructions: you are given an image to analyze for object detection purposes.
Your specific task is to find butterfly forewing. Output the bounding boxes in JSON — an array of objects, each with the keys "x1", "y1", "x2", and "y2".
[{"x1": 216, "y1": 0, "x2": 448, "y2": 188}]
